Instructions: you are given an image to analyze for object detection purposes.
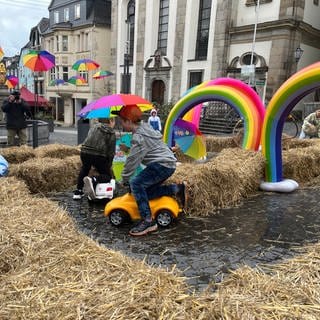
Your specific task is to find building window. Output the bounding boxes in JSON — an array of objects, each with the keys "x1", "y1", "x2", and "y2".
[
  {"x1": 54, "y1": 11, "x2": 59, "y2": 24},
  {"x1": 75, "y1": 4, "x2": 81, "y2": 19},
  {"x1": 64, "y1": 8, "x2": 69, "y2": 22},
  {"x1": 62, "y1": 67, "x2": 68, "y2": 81},
  {"x1": 79, "y1": 70, "x2": 88, "y2": 82},
  {"x1": 157, "y1": 0, "x2": 169, "y2": 55},
  {"x1": 195, "y1": 0, "x2": 212, "y2": 60},
  {"x1": 127, "y1": 0, "x2": 135, "y2": 64},
  {"x1": 188, "y1": 71, "x2": 203, "y2": 88},
  {"x1": 50, "y1": 68, "x2": 56, "y2": 81},
  {"x1": 62, "y1": 35, "x2": 68, "y2": 51},
  {"x1": 246, "y1": 0, "x2": 272, "y2": 6},
  {"x1": 241, "y1": 52, "x2": 257, "y2": 65}
]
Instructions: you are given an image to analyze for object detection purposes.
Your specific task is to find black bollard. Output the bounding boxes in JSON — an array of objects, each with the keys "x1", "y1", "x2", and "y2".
[{"x1": 32, "y1": 120, "x2": 38, "y2": 148}]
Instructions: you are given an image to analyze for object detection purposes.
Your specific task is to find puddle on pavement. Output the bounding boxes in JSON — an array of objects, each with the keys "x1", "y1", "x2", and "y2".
[{"x1": 50, "y1": 187, "x2": 320, "y2": 292}]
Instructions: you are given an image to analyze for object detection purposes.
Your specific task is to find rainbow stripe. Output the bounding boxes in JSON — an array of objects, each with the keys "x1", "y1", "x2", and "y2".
[
  {"x1": 164, "y1": 84, "x2": 264, "y2": 151},
  {"x1": 262, "y1": 61, "x2": 320, "y2": 182},
  {"x1": 164, "y1": 79, "x2": 264, "y2": 151}
]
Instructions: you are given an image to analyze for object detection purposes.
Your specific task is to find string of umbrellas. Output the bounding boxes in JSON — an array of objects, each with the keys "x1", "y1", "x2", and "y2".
[
  {"x1": 4, "y1": 50, "x2": 114, "y2": 90},
  {"x1": 2, "y1": 48, "x2": 206, "y2": 160}
]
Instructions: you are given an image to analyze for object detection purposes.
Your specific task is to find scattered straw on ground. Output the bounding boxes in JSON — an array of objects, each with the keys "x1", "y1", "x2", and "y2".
[{"x1": 1, "y1": 178, "x2": 320, "y2": 319}]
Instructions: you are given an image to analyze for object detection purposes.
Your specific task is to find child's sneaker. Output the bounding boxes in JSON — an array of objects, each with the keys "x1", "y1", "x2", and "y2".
[
  {"x1": 129, "y1": 219, "x2": 158, "y2": 236},
  {"x1": 73, "y1": 189, "x2": 84, "y2": 200},
  {"x1": 176, "y1": 182, "x2": 188, "y2": 207},
  {"x1": 83, "y1": 176, "x2": 96, "y2": 200}
]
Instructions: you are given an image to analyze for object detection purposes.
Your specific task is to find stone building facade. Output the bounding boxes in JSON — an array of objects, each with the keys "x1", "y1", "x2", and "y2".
[
  {"x1": 42, "y1": 0, "x2": 112, "y2": 126},
  {"x1": 110, "y1": 0, "x2": 320, "y2": 107}
]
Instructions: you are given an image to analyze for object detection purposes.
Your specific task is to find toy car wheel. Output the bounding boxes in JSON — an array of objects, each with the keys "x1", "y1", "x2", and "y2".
[
  {"x1": 109, "y1": 209, "x2": 128, "y2": 226},
  {"x1": 156, "y1": 209, "x2": 173, "y2": 227}
]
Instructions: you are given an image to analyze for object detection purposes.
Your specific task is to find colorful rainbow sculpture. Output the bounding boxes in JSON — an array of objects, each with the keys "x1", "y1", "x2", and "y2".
[
  {"x1": 260, "y1": 61, "x2": 320, "y2": 190},
  {"x1": 163, "y1": 79, "x2": 265, "y2": 151},
  {"x1": 164, "y1": 63, "x2": 320, "y2": 193}
]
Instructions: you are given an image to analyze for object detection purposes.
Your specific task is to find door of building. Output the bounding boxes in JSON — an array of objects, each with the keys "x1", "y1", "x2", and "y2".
[{"x1": 151, "y1": 80, "x2": 165, "y2": 105}]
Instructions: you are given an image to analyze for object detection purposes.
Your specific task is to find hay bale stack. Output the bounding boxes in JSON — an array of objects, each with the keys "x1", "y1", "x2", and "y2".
[
  {"x1": 0, "y1": 145, "x2": 36, "y2": 163},
  {"x1": 281, "y1": 137, "x2": 319, "y2": 150},
  {"x1": 170, "y1": 148, "x2": 265, "y2": 215},
  {"x1": 205, "y1": 135, "x2": 237, "y2": 153},
  {"x1": 34, "y1": 143, "x2": 80, "y2": 158},
  {"x1": 8, "y1": 155, "x2": 81, "y2": 194},
  {"x1": 283, "y1": 144, "x2": 320, "y2": 182}
]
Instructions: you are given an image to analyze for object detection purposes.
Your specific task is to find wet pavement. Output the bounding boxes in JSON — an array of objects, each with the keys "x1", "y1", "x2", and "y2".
[
  {"x1": 46, "y1": 125, "x2": 320, "y2": 292},
  {"x1": 50, "y1": 187, "x2": 320, "y2": 292}
]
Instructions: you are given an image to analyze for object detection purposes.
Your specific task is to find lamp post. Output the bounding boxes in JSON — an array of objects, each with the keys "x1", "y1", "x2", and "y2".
[
  {"x1": 294, "y1": 47, "x2": 304, "y2": 63},
  {"x1": 32, "y1": 73, "x2": 39, "y2": 148},
  {"x1": 122, "y1": 20, "x2": 130, "y2": 94},
  {"x1": 248, "y1": 0, "x2": 260, "y2": 86}
]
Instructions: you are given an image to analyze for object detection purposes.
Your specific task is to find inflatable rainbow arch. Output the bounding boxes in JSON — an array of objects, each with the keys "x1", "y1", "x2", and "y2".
[{"x1": 163, "y1": 62, "x2": 320, "y2": 193}]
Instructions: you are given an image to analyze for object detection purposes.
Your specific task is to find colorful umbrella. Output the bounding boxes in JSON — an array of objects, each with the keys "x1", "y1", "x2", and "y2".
[
  {"x1": 93, "y1": 70, "x2": 114, "y2": 79},
  {"x1": 173, "y1": 119, "x2": 206, "y2": 160},
  {"x1": 77, "y1": 94, "x2": 153, "y2": 119},
  {"x1": 22, "y1": 50, "x2": 55, "y2": 72},
  {"x1": 67, "y1": 76, "x2": 87, "y2": 85},
  {"x1": 72, "y1": 59, "x2": 100, "y2": 71},
  {"x1": 49, "y1": 79, "x2": 66, "y2": 86},
  {"x1": 5, "y1": 75, "x2": 19, "y2": 89}
]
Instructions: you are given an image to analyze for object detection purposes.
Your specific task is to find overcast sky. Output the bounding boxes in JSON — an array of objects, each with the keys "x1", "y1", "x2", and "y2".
[{"x1": 0, "y1": 0, "x2": 51, "y2": 57}]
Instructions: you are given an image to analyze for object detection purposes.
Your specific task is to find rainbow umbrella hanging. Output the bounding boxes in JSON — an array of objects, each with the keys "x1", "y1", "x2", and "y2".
[
  {"x1": 93, "y1": 70, "x2": 114, "y2": 79},
  {"x1": 67, "y1": 76, "x2": 87, "y2": 85},
  {"x1": 72, "y1": 58, "x2": 100, "y2": 71},
  {"x1": 5, "y1": 75, "x2": 19, "y2": 89},
  {"x1": 22, "y1": 50, "x2": 55, "y2": 72},
  {"x1": 49, "y1": 79, "x2": 66, "y2": 86},
  {"x1": 173, "y1": 119, "x2": 206, "y2": 160},
  {"x1": 77, "y1": 93, "x2": 153, "y2": 119}
]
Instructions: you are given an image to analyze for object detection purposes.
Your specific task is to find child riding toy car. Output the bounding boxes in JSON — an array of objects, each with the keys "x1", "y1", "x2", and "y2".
[{"x1": 104, "y1": 192, "x2": 183, "y2": 227}]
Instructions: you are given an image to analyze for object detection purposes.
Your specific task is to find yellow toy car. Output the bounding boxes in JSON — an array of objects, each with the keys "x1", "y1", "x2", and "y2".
[{"x1": 104, "y1": 193, "x2": 183, "y2": 227}]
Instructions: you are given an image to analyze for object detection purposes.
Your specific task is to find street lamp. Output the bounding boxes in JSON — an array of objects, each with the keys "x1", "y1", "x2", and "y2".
[
  {"x1": 122, "y1": 19, "x2": 131, "y2": 94},
  {"x1": 294, "y1": 47, "x2": 304, "y2": 63}
]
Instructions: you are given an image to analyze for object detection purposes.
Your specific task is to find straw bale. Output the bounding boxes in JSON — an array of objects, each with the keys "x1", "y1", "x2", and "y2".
[
  {"x1": 8, "y1": 155, "x2": 81, "y2": 194},
  {"x1": 283, "y1": 144, "x2": 320, "y2": 182},
  {"x1": 0, "y1": 176, "x2": 30, "y2": 203},
  {"x1": 0, "y1": 145, "x2": 36, "y2": 163},
  {"x1": 169, "y1": 148, "x2": 265, "y2": 215},
  {"x1": 205, "y1": 135, "x2": 237, "y2": 153},
  {"x1": 281, "y1": 136, "x2": 319, "y2": 150},
  {"x1": 34, "y1": 143, "x2": 80, "y2": 159}
]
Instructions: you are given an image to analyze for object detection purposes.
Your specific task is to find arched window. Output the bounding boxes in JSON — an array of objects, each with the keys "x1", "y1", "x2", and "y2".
[{"x1": 127, "y1": 0, "x2": 135, "y2": 64}]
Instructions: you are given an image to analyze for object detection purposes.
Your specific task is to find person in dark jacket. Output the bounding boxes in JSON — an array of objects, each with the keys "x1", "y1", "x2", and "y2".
[
  {"x1": 73, "y1": 117, "x2": 116, "y2": 200},
  {"x1": 1, "y1": 90, "x2": 30, "y2": 146}
]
